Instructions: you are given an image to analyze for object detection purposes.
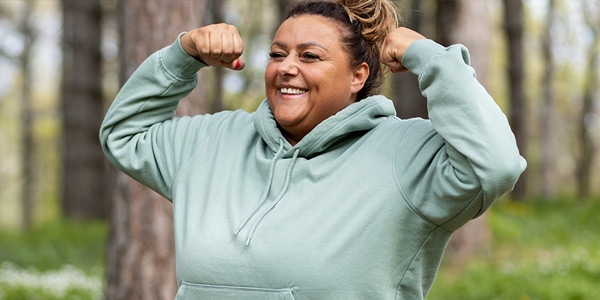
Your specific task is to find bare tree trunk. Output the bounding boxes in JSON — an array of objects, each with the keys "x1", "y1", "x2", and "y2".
[
  {"x1": 503, "y1": 0, "x2": 528, "y2": 199},
  {"x1": 577, "y1": 1, "x2": 599, "y2": 199},
  {"x1": 209, "y1": 0, "x2": 223, "y2": 113},
  {"x1": 391, "y1": 0, "x2": 427, "y2": 119},
  {"x1": 435, "y1": 0, "x2": 493, "y2": 269},
  {"x1": 540, "y1": 0, "x2": 557, "y2": 198},
  {"x1": 105, "y1": 1, "x2": 206, "y2": 299},
  {"x1": 19, "y1": 0, "x2": 34, "y2": 229},
  {"x1": 61, "y1": 0, "x2": 109, "y2": 220},
  {"x1": 277, "y1": 0, "x2": 296, "y2": 24}
]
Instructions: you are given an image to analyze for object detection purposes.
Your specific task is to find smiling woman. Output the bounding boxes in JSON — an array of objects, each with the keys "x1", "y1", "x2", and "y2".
[
  {"x1": 265, "y1": 15, "x2": 367, "y2": 144},
  {"x1": 99, "y1": 0, "x2": 526, "y2": 299}
]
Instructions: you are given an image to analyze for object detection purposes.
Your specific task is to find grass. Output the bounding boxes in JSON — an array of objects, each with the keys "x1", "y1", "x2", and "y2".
[
  {"x1": 427, "y1": 197, "x2": 600, "y2": 300},
  {"x1": 0, "y1": 220, "x2": 107, "y2": 300},
  {"x1": 0, "y1": 197, "x2": 598, "y2": 299}
]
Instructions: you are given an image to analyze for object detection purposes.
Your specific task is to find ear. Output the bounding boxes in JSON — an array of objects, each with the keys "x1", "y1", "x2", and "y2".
[{"x1": 350, "y1": 62, "x2": 369, "y2": 94}]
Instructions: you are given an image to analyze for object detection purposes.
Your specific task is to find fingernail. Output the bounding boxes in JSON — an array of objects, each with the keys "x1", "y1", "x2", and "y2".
[
  {"x1": 220, "y1": 60, "x2": 226, "y2": 64},
  {"x1": 234, "y1": 61, "x2": 240, "y2": 70}
]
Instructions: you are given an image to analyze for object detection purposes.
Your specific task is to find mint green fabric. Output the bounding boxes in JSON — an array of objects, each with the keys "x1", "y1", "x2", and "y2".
[{"x1": 100, "y1": 36, "x2": 526, "y2": 300}]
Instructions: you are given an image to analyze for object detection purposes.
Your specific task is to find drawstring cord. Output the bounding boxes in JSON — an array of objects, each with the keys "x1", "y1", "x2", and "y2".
[
  {"x1": 234, "y1": 141, "x2": 284, "y2": 236},
  {"x1": 245, "y1": 148, "x2": 300, "y2": 246}
]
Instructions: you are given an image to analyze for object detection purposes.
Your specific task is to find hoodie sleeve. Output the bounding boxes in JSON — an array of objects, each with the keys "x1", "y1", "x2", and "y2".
[
  {"x1": 99, "y1": 35, "x2": 206, "y2": 200},
  {"x1": 394, "y1": 39, "x2": 527, "y2": 232}
]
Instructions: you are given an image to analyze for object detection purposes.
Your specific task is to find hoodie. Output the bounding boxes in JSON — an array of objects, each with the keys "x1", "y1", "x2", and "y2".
[{"x1": 100, "y1": 36, "x2": 526, "y2": 300}]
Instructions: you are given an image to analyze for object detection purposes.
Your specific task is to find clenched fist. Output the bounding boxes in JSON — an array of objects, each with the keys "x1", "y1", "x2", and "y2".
[
  {"x1": 380, "y1": 27, "x2": 426, "y2": 73},
  {"x1": 180, "y1": 23, "x2": 245, "y2": 71}
]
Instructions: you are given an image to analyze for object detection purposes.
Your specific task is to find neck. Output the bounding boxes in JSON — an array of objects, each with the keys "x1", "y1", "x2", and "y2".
[{"x1": 281, "y1": 129, "x2": 302, "y2": 146}]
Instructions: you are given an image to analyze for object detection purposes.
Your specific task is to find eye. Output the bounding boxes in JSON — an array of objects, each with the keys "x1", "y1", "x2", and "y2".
[
  {"x1": 269, "y1": 52, "x2": 285, "y2": 60},
  {"x1": 302, "y1": 53, "x2": 321, "y2": 60}
]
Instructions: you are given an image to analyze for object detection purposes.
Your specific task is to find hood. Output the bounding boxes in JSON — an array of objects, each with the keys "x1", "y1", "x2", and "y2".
[
  {"x1": 253, "y1": 95, "x2": 397, "y2": 158},
  {"x1": 235, "y1": 95, "x2": 396, "y2": 246}
]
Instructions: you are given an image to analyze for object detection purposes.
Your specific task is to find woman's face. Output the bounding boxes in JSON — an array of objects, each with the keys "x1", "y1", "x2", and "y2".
[{"x1": 265, "y1": 15, "x2": 367, "y2": 144}]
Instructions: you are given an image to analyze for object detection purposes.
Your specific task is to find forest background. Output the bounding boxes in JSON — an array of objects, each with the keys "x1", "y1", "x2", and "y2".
[{"x1": 0, "y1": 0, "x2": 599, "y2": 299}]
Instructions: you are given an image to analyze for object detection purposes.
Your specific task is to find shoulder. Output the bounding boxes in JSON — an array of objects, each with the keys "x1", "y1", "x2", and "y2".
[{"x1": 380, "y1": 116, "x2": 437, "y2": 141}]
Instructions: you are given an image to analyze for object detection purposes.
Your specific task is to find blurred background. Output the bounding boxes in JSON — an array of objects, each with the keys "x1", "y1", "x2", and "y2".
[{"x1": 0, "y1": 0, "x2": 598, "y2": 299}]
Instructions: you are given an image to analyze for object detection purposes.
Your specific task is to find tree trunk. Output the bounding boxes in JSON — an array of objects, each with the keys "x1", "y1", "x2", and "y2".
[
  {"x1": 61, "y1": 0, "x2": 109, "y2": 220},
  {"x1": 277, "y1": 0, "x2": 295, "y2": 24},
  {"x1": 503, "y1": 0, "x2": 528, "y2": 199},
  {"x1": 577, "y1": 1, "x2": 599, "y2": 199},
  {"x1": 391, "y1": 0, "x2": 427, "y2": 119},
  {"x1": 209, "y1": 0, "x2": 223, "y2": 113},
  {"x1": 435, "y1": 0, "x2": 493, "y2": 269},
  {"x1": 540, "y1": 0, "x2": 557, "y2": 198},
  {"x1": 19, "y1": 0, "x2": 35, "y2": 229},
  {"x1": 105, "y1": 1, "x2": 206, "y2": 299}
]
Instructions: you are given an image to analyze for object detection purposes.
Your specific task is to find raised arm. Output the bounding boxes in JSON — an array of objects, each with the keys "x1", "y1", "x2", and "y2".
[
  {"x1": 100, "y1": 24, "x2": 244, "y2": 200},
  {"x1": 381, "y1": 27, "x2": 527, "y2": 231}
]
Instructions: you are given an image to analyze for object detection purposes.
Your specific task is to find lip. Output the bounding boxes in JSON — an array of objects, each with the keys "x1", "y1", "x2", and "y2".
[
  {"x1": 276, "y1": 84, "x2": 308, "y2": 100},
  {"x1": 278, "y1": 90, "x2": 308, "y2": 100}
]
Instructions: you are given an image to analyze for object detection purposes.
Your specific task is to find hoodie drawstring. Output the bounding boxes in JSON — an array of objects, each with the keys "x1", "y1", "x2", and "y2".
[
  {"x1": 234, "y1": 141, "x2": 284, "y2": 236},
  {"x1": 245, "y1": 147, "x2": 300, "y2": 246}
]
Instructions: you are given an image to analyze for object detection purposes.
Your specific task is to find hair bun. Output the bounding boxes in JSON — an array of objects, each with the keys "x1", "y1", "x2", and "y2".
[{"x1": 338, "y1": 0, "x2": 399, "y2": 46}]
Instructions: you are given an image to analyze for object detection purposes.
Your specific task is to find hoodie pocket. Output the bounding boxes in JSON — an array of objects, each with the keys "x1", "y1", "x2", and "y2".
[{"x1": 175, "y1": 281, "x2": 298, "y2": 300}]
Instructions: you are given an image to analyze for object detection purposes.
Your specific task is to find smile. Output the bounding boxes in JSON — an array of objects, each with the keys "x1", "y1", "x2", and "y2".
[{"x1": 281, "y1": 88, "x2": 308, "y2": 95}]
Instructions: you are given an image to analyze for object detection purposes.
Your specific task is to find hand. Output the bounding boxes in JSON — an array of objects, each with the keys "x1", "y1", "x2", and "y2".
[
  {"x1": 380, "y1": 27, "x2": 426, "y2": 73},
  {"x1": 180, "y1": 23, "x2": 245, "y2": 70}
]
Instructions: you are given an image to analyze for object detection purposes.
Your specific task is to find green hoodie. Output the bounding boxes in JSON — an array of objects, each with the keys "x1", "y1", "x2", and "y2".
[{"x1": 100, "y1": 36, "x2": 526, "y2": 300}]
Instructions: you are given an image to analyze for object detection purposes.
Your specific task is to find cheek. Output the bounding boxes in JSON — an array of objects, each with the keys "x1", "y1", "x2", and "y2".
[{"x1": 264, "y1": 64, "x2": 276, "y2": 86}]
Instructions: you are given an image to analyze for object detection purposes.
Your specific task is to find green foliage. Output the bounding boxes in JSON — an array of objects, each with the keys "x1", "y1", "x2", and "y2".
[
  {"x1": 0, "y1": 262, "x2": 103, "y2": 300},
  {"x1": 427, "y1": 197, "x2": 600, "y2": 300},
  {"x1": 0, "y1": 220, "x2": 107, "y2": 274},
  {"x1": 0, "y1": 220, "x2": 107, "y2": 299}
]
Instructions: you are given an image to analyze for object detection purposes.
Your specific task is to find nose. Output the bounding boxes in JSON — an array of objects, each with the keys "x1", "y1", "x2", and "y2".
[{"x1": 276, "y1": 55, "x2": 299, "y2": 77}]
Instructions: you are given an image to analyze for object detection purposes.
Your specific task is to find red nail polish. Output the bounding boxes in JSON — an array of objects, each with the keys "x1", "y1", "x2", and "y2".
[
  {"x1": 234, "y1": 61, "x2": 240, "y2": 70},
  {"x1": 220, "y1": 60, "x2": 226, "y2": 64}
]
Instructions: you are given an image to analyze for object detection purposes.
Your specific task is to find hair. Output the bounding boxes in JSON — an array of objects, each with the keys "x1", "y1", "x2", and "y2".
[{"x1": 283, "y1": 0, "x2": 399, "y2": 100}]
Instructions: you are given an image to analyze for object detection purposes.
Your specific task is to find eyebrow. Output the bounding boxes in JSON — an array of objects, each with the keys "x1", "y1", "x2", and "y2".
[{"x1": 271, "y1": 41, "x2": 328, "y2": 51}]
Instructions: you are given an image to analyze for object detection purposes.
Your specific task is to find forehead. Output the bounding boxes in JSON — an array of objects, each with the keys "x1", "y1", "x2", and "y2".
[{"x1": 272, "y1": 15, "x2": 344, "y2": 48}]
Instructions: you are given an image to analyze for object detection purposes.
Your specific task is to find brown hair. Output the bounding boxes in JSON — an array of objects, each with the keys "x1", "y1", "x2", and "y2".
[{"x1": 284, "y1": 0, "x2": 399, "y2": 100}]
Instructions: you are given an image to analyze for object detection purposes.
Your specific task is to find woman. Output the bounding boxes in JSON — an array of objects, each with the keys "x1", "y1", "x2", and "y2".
[{"x1": 100, "y1": 0, "x2": 526, "y2": 299}]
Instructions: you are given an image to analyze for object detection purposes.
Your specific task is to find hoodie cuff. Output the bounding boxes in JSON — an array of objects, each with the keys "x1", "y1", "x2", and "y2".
[
  {"x1": 401, "y1": 39, "x2": 446, "y2": 77},
  {"x1": 159, "y1": 32, "x2": 206, "y2": 80}
]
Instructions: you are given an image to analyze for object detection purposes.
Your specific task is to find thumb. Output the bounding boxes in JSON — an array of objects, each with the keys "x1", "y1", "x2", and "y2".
[
  {"x1": 381, "y1": 58, "x2": 407, "y2": 73},
  {"x1": 220, "y1": 58, "x2": 245, "y2": 71}
]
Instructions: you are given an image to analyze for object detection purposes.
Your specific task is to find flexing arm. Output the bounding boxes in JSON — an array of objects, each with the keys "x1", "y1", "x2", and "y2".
[
  {"x1": 100, "y1": 24, "x2": 244, "y2": 200},
  {"x1": 382, "y1": 28, "x2": 526, "y2": 231}
]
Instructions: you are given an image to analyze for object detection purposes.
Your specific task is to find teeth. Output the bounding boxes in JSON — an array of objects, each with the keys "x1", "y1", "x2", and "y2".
[{"x1": 281, "y1": 88, "x2": 307, "y2": 94}]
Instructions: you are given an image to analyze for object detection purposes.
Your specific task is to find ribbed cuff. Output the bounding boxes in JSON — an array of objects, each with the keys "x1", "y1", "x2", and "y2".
[
  {"x1": 401, "y1": 39, "x2": 446, "y2": 76},
  {"x1": 159, "y1": 32, "x2": 206, "y2": 80}
]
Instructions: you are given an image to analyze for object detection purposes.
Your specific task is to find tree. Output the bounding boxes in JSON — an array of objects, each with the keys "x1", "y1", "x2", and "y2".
[
  {"x1": 390, "y1": 0, "x2": 427, "y2": 119},
  {"x1": 209, "y1": 0, "x2": 224, "y2": 113},
  {"x1": 61, "y1": 0, "x2": 109, "y2": 220},
  {"x1": 105, "y1": 1, "x2": 206, "y2": 299},
  {"x1": 435, "y1": 0, "x2": 493, "y2": 268},
  {"x1": 18, "y1": 0, "x2": 35, "y2": 229},
  {"x1": 277, "y1": 0, "x2": 296, "y2": 24},
  {"x1": 540, "y1": 0, "x2": 558, "y2": 198},
  {"x1": 503, "y1": 0, "x2": 528, "y2": 199},
  {"x1": 577, "y1": 0, "x2": 599, "y2": 198}
]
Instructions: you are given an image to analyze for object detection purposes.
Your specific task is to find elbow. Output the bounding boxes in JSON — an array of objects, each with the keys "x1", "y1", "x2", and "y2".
[{"x1": 484, "y1": 154, "x2": 527, "y2": 197}]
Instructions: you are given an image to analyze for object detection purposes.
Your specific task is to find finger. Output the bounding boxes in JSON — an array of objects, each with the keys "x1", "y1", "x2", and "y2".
[
  {"x1": 231, "y1": 31, "x2": 244, "y2": 61},
  {"x1": 381, "y1": 55, "x2": 403, "y2": 70},
  {"x1": 220, "y1": 32, "x2": 235, "y2": 61},
  {"x1": 390, "y1": 66, "x2": 409, "y2": 73},
  {"x1": 197, "y1": 29, "x2": 211, "y2": 58},
  {"x1": 224, "y1": 58, "x2": 245, "y2": 71},
  {"x1": 209, "y1": 30, "x2": 223, "y2": 59}
]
